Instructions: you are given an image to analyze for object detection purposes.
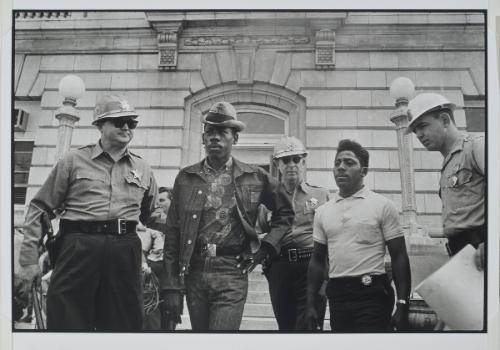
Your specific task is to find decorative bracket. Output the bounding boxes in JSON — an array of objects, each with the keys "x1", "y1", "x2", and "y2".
[
  {"x1": 158, "y1": 31, "x2": 179, "y2": 70},
  {"x1": 315, "y1": 29, "x2": 336, "y2": 70},
  {"x1": 146, "y1": 17, "x2": 183, "y2": 70}
]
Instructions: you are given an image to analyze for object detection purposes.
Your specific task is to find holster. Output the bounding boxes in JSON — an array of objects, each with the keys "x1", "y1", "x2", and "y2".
[{"x1": 40, "y1": 212, "x2": 62, "y2": 269}]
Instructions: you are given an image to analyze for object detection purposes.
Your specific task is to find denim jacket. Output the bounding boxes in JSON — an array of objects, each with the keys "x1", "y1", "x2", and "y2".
[{"x1": 161, "y1": 157, "x2": 294, "y2": 290}]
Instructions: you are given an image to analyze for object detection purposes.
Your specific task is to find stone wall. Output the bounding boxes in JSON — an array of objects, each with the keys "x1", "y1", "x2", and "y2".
[{"x1": 14, "y1": 11, "x2": 485, "y2": 232}]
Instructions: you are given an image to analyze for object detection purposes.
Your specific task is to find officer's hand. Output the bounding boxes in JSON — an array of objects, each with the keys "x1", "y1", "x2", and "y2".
[
  {"x1": 304, "y1": 305, "x2": 320, "y2": 331},
  {"x1": 391, "y1": 303, "x2": 409, "y2": 331},
  {"x1": 161, "y1": 290, "x2": 182, "y2": 324},
  {"x1": 17, "y1": 264, "x2": 41, "y2": 304},
  {"x1": 475, "y1": 243, "x2": 485, "y2": 271}
]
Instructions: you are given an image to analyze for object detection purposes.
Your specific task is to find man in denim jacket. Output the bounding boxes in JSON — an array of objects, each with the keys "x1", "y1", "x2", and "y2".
[{"x1": 160, "y1": 101, "x2": 294, "y2": 330}]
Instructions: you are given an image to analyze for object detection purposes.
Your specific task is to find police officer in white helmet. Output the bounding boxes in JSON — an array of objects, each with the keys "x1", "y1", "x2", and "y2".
[
  {"x1": 18, "y1": 94, "x2": 158, "y2": 330},
  {"x1": 406, "y1": 93, "x2": 485, "y2": 266},
  {"x1": 261, "y1": 136, "x2": 330, "y2": 330}
]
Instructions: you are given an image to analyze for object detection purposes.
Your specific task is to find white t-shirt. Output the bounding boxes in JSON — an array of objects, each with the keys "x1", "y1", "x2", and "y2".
[{"x1": 313, "y1": 186, "x2": 403, "y2": 278}]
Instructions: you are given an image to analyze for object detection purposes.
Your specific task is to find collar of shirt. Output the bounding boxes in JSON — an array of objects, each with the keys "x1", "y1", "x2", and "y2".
[
  {"x1": 203, "y1": 157, "x2": 233, "y2": 174},
  {"x1": 334, "y1": 185, "x2": 369, "y2": 202},
  {"x1": 91, "y1": 141, "x2": 131, "y2": 160},
  {"x1": 442, "y1": 134, "x2": 468, "y2": 170}
]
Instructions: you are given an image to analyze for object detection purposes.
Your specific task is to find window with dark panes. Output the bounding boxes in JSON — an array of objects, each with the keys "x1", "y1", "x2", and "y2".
[
  {"x1": 13, "y1": 141, "x2": 34, "y2": 204},
  {"x1": 464, "y1": 98, "x2": 485, "y2": 132}
]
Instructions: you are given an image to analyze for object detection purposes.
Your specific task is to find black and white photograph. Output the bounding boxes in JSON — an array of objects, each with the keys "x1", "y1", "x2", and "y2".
[{"x1": 1, "y1": 1, "x2": 499, "y2": 350}]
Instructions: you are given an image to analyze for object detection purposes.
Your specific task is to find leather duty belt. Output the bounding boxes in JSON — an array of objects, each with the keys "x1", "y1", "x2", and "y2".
[
  {"x1": 279, "y1": 247, "x2": 313, "y2": 263},
  {"x1": 60, "y1": 219, "x2": 137, "y2": 235}
]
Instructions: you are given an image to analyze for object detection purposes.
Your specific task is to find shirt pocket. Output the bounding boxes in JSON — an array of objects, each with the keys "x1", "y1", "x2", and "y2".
[
  {"x1": 443, "y1": 166, "x2": 472, "y2": 190},
  {"x1": 355, "y1": 220, "x2": 380, "y2": 245},
  {"x1": 125, "y1": 174, "x2": 148, "y2": 199}
]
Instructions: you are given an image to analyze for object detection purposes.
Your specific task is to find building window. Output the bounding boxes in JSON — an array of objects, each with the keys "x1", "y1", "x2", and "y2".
[
  {"x1": 464, "y1": 98, "x2": 485, "y2": 132},
  {"x1": 13, "y1": 141, "x2": 34, "y2": 205}
]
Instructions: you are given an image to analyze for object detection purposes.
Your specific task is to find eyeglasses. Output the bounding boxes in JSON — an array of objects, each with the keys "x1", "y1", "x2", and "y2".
[
  {"x1": 107, "y1": 118, "x2": 138, "y2": 129},
  {"x1": 280, "y1": 156, "x2": 303, "y2": 164}
]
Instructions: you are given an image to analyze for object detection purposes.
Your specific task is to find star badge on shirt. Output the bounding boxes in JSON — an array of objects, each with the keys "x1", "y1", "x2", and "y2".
[{"x1": 131, "y1": 169, "x2": 142, "y2": 181}]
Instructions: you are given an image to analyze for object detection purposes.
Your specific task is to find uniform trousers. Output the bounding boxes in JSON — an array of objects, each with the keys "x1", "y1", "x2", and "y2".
[
  {"x1": 185, "y1": 254, "x2": 248, "y2": 330},
  {"x1": 326, "y1": 274, "x2": 394, "y2": 333},
  {"x1": 446, "y1": 226, "x2": 486, "y2": 256},
  {"x1": 265, "y1": 258, "x2": 327, "y2": 330},
  {"x1": 46, "y1": 232, "x2": 143, "y2": 330}
]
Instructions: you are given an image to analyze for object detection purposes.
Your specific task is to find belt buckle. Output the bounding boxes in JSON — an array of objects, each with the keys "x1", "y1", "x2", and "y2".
[
  {"x1": 361, "y1": 274, "x2": 373, "y2": 286},
  {"x1": 205, "y1": 243, "x2": 216, "y2": 257},
  {"x1": 288, "y1": 248, "x2": 298, "y2": 262},
  {"x1": 117, "y1": 219, "x2": 126, "y2": 235}
]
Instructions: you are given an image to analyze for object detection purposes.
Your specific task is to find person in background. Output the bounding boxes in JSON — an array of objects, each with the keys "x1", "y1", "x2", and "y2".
[{"x1": 262, "y1": 136, "x2": 330, "y2": 331}]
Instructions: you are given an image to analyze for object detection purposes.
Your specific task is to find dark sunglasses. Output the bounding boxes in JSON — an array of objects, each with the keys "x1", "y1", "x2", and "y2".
[
  {"x1": 107, "y1": 118, "x2": 138, "y2": 129},
  {"x1": 280, "y1": 156, "x2": 303, "y2": 164}
]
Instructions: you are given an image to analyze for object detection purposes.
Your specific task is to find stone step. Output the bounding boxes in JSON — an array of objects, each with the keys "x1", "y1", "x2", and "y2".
[
  {"x1": 243, "y1": 303, "x2": 275, "y2": 317},
  {"x1": 247, "y1": 290, "x2": 272, "y2": 304}
]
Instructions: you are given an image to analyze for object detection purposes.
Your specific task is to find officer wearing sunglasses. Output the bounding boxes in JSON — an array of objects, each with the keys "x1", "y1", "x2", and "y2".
[
  {"x1": 18, "y1": 94, "x2": 158, "y2": 331},
  {"x1": 259, "y1": 136, "x2": 330, "y2": 331}
]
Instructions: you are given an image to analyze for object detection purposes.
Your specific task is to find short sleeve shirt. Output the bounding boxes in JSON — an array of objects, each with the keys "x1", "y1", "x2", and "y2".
[
  {"x1": 280, "y1": 182, "x2": 330, "y2": 249},
  {"x1": 440, "y1": 134, "x2": 485, "y2": 235},
  {"x1": 313, "y1": 186, "x2": 403, "y2": 278}
]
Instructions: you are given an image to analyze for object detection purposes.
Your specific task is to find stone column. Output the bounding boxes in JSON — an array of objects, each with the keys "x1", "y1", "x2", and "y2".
[{"x1": 55, "y1": 103, "x2": 80, "y2": 160}]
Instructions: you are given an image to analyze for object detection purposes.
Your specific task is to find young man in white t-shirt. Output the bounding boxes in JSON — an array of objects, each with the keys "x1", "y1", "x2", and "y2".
[{"x1": 305, "y1": 139, "x2": 411, "y2": 332}]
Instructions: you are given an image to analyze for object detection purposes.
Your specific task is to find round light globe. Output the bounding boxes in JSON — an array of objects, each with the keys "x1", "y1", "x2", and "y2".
[
  {"x1": 58, "y1": 74, "x2": 86, "y2": 100},
  {"x1": 389, "y1": 77, "x2": 415, "y2": 101}
]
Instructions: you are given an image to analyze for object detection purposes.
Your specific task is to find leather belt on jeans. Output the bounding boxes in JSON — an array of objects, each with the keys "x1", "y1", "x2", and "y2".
[
  {"x1": 60, "y1": 219, "x2": 137, "y2": 235},
  {"x1": 330, "y1": 274, "x2": 388, "y2": 288},
  {"x1": 194, "y1": 243, "x2": 244, "y2": 257},
  {"x1": 279, "y1": 247, "x2": 313, "y2": 263}
]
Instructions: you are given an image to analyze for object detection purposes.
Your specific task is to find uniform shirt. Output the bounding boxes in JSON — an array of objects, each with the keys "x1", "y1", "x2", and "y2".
[
  {"x1": 313, "y1": 186, "x2": 403, "y2": 278},
  {"x1": 440, "y1": 134, "x2": 485, "y2": 236},
  {"x1": 279, "y1": 182, "x2": 330, "y2": 249},
  {"x1": 20, "y1": 142, "x2": 158, "y2": 265},
  {"x1": 197, "y1": 158, "x2": 244, "y2": 248}
]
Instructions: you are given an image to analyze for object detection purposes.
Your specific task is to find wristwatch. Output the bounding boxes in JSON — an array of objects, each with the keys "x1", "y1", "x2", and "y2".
[{"x1": 396, "y1": 298, "x2": 409, "y2": 305}]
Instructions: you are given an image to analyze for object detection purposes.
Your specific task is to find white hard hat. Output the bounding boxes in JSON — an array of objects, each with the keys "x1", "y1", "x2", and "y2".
[
  {"x1": 405, "y1": 93, "x2": 456, "y2": 134},
  {"x1": 273, "y1": 136, "x2": 307, "y2": 159}
]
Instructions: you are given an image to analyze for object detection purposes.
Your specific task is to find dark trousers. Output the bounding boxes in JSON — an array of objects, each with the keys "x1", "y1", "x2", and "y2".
[
  {"x1": 142, "y1": 259, "x2": 173, "y2": 331},
  {"x1": 447, "y1": 226, "x2": 486, "y2": 256},
  {"x1": 185, "y1": 255, "x2": 248, "y2": 330},
  {"x1": 46, "y1": 232, "x2": 143, "y2": 331},
  {"x1": 326, "y1": 275, "x2": 394, "y2": 333},
  {"x1": 265, "y1": 258, "x2": 327, "y2": 330}
]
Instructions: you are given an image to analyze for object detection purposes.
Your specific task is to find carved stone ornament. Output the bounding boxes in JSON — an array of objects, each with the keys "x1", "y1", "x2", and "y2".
[
  {"x1": 184, "y1": 35, "x2": 309, "y2": 47},
  {"x1": 315, "y1": 29, "x2": 335, "y2": 70},
  {"x1": 158, "y1": 31, "x2": 178, "y2": 70}
]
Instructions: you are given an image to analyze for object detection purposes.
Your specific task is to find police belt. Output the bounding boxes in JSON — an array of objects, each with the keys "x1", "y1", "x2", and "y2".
[
  {"x1": 194, "y1": 243, "x2": 244, "y2": 257},
  {"x1": 60, "y1": 219, "x2": 137, "y2": 236},
  {"x1": 330, "y1": 273, "x2": 388, "y2": 289},
  {"x1": 279, "y1": 247, "x2": 313, "y2": 263}
]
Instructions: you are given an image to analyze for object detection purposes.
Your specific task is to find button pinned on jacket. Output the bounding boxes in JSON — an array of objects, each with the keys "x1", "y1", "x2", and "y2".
[
  {"x1": 198, "y1": 190, "x2": 203, "y2": 195},
  {"x1": 187, "y1": 240, "x2": 192, "y2": 245},
  {"x1": 192, "y1": 214, "x2": 197, "y2": 219}
]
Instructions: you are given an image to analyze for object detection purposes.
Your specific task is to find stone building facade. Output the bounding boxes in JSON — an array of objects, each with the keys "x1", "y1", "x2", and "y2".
[{"x1": 13, "y1": 10, "x2": 485, "y2": 235}]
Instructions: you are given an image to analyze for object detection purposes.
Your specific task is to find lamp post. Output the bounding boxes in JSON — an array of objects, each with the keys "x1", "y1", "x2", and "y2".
[
  {"x1": 389, "y1": 77, "x2": 422, "y2": 238},
  {"x1": 55, "y1": 74, "x2": 85, "y2": 161}
]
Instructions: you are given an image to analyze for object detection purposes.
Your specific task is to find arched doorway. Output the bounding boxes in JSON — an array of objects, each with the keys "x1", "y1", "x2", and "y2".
[{"x1": 182, "y1": 82, "x2": 306, "y2": 172}]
